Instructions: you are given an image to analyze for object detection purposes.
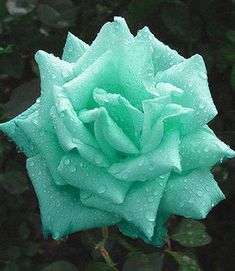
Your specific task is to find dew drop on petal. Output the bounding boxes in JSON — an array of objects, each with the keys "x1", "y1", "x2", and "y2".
[
  {"x1": 98, "y1": 185, "x2": 107, "y2": 194},
  {"x1": 69, "y1": 165, "x2": 76, "y2": 173},
  {"x1": 144, "y1": 210, "x2": 155, "y2": 222}
]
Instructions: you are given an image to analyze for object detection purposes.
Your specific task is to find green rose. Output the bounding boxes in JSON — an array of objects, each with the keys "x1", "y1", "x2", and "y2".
[{"x1": 0, "y1": 17, "x2": 234, "y2": 247}]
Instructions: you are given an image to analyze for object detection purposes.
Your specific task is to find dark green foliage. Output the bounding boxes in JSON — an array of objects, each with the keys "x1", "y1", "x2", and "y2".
[{"x1": 0, "y1": 0, "x2": 235, "y2": 270}]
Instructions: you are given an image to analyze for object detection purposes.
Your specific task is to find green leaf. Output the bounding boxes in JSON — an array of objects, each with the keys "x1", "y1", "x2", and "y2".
[
  {"x1": 226, "y1": 30, "x2": 235, "y2": 43},
  {"x1": 36, "y1": 0, "x2": 76, "y2": 28},
  {"x1": 123, "y1": 252, "x2": 164, "y2": 271},
  {"x1": 231, "y1": 62, "x2": 235, "y2": 91},
  {"x1": 171, "y1": 218, "x2": 212, "y2": 247},
  {"x1": 4, "y1": 78, "x2": 40, "y2": 119},
  {"x1": 4, "y1": 262, "x2": 19, "y2": 271},
  {"x1": 22, "y1": 241, "x2": 39, "y2": 257},
  {"x1": 0, "y1": 171, "x2": 29, "y2": 195},
  {"x1": 85, "y1": 262, "x2": 112, "y2": 271},
  {"x1": 0, "y1": 53, "x2": 24, "y2": 79},
  {"x1": 167, "y1": 251, "x2": 202, "y2": 271},
  {"x1": 18, "y1": 222, "x2": 30, "y2": 240},
  {"x1": 0, "y1": 45, "x2": 13, "y2": 55},
  {"x1": 6, "y1": 0, "x2": 37, "y2": 16},
  {"x1": 41, "y1": 261, "x2": 79, "y2": 271},
  {"x1": 0, "y1": 245, "x2": 21, "y2": 261}
]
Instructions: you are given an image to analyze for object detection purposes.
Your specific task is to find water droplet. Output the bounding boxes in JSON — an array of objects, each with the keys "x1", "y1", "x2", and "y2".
[
  {"x1": 62, "y1": 70, "x2": 70, "y2": 78},
  {"x1": 69, "y1": 165, "x2": 76, "y2": 173},
  {"x1": 29, "y1": 161, "x2": 35, "y2": 167},
  {"x1": 148, "y1": 196, "x2": 154, "y2": 203},
  {"x1": 199, "y1": 103, "x2": 205, "y2": 109},
  {"x1": 52, "y1": 74, "x2": 57, "y2": 79},
  {"x1": 98, "y1": 185, "x2": 107, "y2": 194},
  {"x1": 197, "y1": 191, "x2": 203, "y2": 197},
  {"x1": 138, "y1": 159, "x2": 144, "y2": 166},
  {"x1": 94, "y1": 155, "x2": 102, "y2": 165},
  {"x1": 122, "y1": 172, "x2": 129, "y2": 179},
  {"x1": 39, "y1": 130, "x2": 45, "y2": 136},
  {"x1": 145, "y1": 210, "x2": 155, "y2": 222},
  {"x1": 198, "y1": 72, "x2": 207, "y2": 80},
  {"x1": 64, "y1": 158, "x2": 70, "y2": 166}
]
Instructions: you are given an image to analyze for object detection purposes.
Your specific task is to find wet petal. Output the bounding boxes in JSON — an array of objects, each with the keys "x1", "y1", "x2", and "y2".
[
  {"x1": 58, "y1": 153, "x2": 132, "y2": 204},
  {"x1": 93, "y1": 88, "x2": 143, "y2": 146},
  {"x1": 81, "y1": 174, "x2": 169, "y2": 239},
  {"x1": 161, "y1": 169, "x2": 225, "y2": 219},
  {"x1": 27, "y1": 155, "x2": 120, "y2": 239},
  {"x1": 15, "y1": 111, "x2": 66, "y2": 185},
  {"x1": 0, "y1": 103, "x2": 38, "y2": 157},
  {"x1": 180, "y1": 127, "x2": 235, "y2": 171},
  {"x1": 155, "y1": 54, "x2": 217, "y2": 132},
  {"x1": 35, "y1": 50, "x2": 74, "y2": 131},
  {"x1": 62, "y1": 32, "x2": 89, "y2": 63},
  {"x1": 108, "y1": 130, "x2": 181, "y2": 181}
]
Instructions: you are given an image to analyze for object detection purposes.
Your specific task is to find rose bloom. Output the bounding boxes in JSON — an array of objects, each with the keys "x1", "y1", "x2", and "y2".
[{"x1": 0, "y1": 17, "x2": 234, "y2": 246}]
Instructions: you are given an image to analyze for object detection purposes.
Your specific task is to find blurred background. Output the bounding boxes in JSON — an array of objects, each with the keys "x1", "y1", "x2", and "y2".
[{"x1": 0, "y1": 0, "x2": 235, "y2": 270}]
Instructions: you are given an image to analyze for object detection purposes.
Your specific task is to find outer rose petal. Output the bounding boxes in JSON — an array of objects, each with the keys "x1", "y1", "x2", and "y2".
[
  {"x1": 80, "y1": 174, "x2": 169, "y2": 239},
  {"x1": 27, "y1": 155, "x2": 120, "y2": 240},
  {"x1": 180, "y1": 127, "x2": 235, "y2": 171},
  {"x1": 155, "y1": 54, "x2": 217, "y2": 132},
  {"x1": 58, "y1": 153, "x2": 132, "y2": 204},
  {"x1": 15, "y1": 111, "x2": 66, "y2": 185},
  {"x1": 0, "y1": 103, "x2": 38, "y2": 157},
  {"x1": 161, "y1": 169, "x2": 225, "y2": 219},
  {"x1": 62, "y1": 32, "x2": 89, "y2": 63},
  {"x1": 35, "y1": 51, "x2": 74, "y2": 131}
]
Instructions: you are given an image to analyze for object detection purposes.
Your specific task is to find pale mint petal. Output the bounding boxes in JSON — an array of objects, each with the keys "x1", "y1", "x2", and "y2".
[
  {"x1": 62, "y1": 32, "x2": 89, "y2": 63},
  {"x1": 118, "y1": 38, "x2": 155, "y2": 109},
  {"x1": 73, "y1": 17, "x2": 133, "y2": 76},
  {"x1": 51, "y1": 86, "x2": 98, "y2": 149},
  {"x1": 118, "y1": 211, "x2": 169, "y2": 247},
  {"x1": 0, "y1": 103, "x2": 39, "y2": 157},
  {"x1": 64, "y1": 50, "x2": 117, "y2": 111},
  {"x1": 108, "y1": 130, "x2": 181, "y2": 181},
  {"x1": 81, "y1": 174, "x2": 169, "y2": 239},
  {"x1": 93, "y1": 88, "x2": 144, "y2": 146},
  {"x1": 15, "y1": 111, "x2": 66, "y2": 185},
  {"x1": 79, "y1": 107, "x2": 139, "y2": 155},
  {"x1": 141, "y1": 99, "x2": 193, "y2": 153},
  {"x1": 58, "y1": 153, "x2": 132, "y2": 204},
  {"x1": 155, "y1": 54, "x2": 217, "y2": 132},
  {"x1": 136, "y1": 27, "x2": 184, "y2": 74},
  {"x1": 26, "y1": 155, "x2": 120, "y2": 239},
  {"x1": 180, "y1": 128, "x2": 235, "y2": 171},
  {"x1": 161, "y1": 169, "x2": 225, "y2": 219},
  {"x1": 35, "y1": 50, "x2": 74, "y2": 130},
  {"x1": 50, "y1": 106, "x2": 110, "y2": 168}
]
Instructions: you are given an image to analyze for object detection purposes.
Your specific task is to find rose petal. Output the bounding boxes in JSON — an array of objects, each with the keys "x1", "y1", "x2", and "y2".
[
  {"x1": 62, "y1": 32, "x2": 89, "y2": 63},
  {"x1": 108, "y1": 130, "x2": 181, "y2": 181},
  {"x1": 73, "y1": 17, "x2": 133, "y2": 76},
  {"x1": 35, "y1": 50, "x2": 74, "y2": 131},
  {"x1": 136, "y1": 27, "x2": 184, "y2": 74},
  {"x1": 180, "y1": 127, "x2": 235, "y2": 171},
  {"x1": 161, "y1": 169, "x2": 225, "y2": 219},
  {"x1": 81, "y1": 174, "x2": 169, "y2": 239},
  {"x1": 0, "y1": 103, "x2": 38, "y2": 157},
  {"x1": 15, "y1": 111, "x2": 66, "y2": 185},
  {"x1": 58, "y1": 153, "x2": 132, "y2": 204},
  {"x1": 26, "y1": 155, "x2": 120, "y2": 240},
  {"x1": 155, "y1": 54, "x2": 217, "y2": 132},
  {"x1": 79, "y1": 107, "x2": 139, "y2": 155},
  {"x1": 93, "y1": 88, "x2": 143, "y2": 146}
]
